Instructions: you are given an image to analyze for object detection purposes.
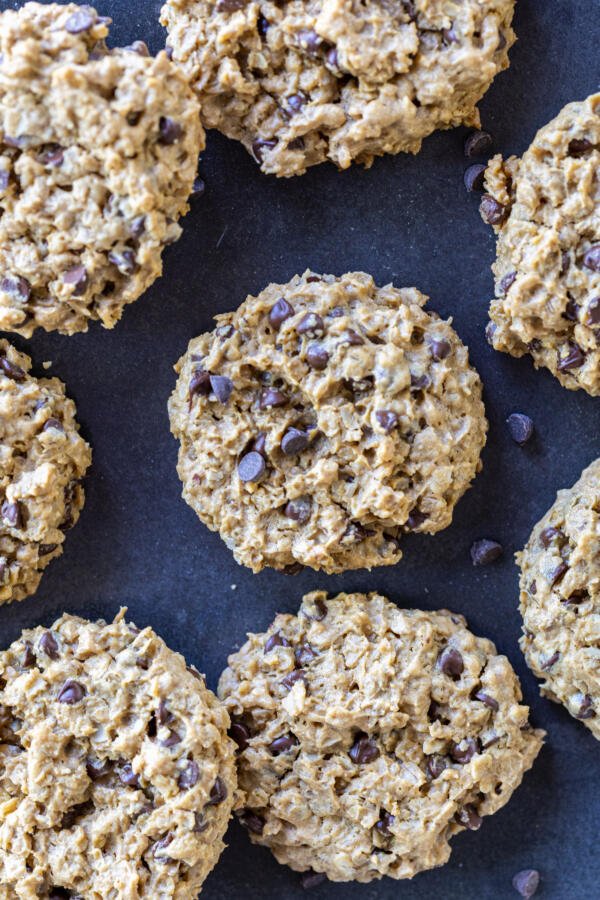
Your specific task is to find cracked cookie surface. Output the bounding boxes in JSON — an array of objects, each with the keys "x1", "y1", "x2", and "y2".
[
  {"x1": 168, "y1": 271, "x2": 487, "y2": 574},
  {"x1": 483, "y1": 93, "x2": 600, "y2": 395},
  {"x1": 0, "y1": 339, "x2": 91, "y2": 606},
  {"x1": 0, "y1": 611, "x2": 237, "y2": 899},
  {"x1": 0, "y1": 2, "x2": 203, "y2": 336},
  {"x1": 161, "y1": 0, "x2": 515, "y2": 177},
  {"x1": 518, "y1": 458, "x2": 600, "y2": 740},
  {"x1": 219, "y1": 590, "x2": 543, "y2": 882}
]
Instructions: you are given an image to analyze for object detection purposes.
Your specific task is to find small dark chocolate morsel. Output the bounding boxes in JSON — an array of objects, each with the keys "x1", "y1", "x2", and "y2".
[
  {"x1": 1, "y1": 275, "x2": 31, "y2": 303},
  {"x1": 0, "y1": 357, "x2": 26, "y2": 381},
  {"x1": 557, "y1": 342, "x2": 585, "y2": 371},
  {"x1": 585, "y1": 297, "x2": 600, "y2": 325},
  {"x1": 349, "y1": 733, "x2": 380, "y2": 764},
  {"x1": 512, "y1": 869, "x2": 540, "y2": 898},
  {"x1": 429, "y1": 338, "x2": 451, "y2": 361},
  {"x1": 216, "y1": 0, "x2": 248, "y2": 10},
  {"x1": 281, "y1": 428, "x2": 309, "y2": 455},
  {"x1": 259, "y1": 388, "x2": 287, "y2": 409},
  {"x1": 296, "y1": 312, "x2": 324, "y2": 336},
  {"x1": 158, "y1": 117, "x2": 183, "y2": 145},
  {"x1": 480, "y1": 194, "x2": 508, "y2": 225},
  {"x1": 280, "y1": 669, "x2": 306, "y2": 690},
  {"x1": 23, "y1": 642, "x2": 36, "y2": 668},
  {"x1": 549, "y1": 562, "x2": 568, "y2": 586},
  {"x1": 238, "y1": 451, "x2": 266, "y2": 483},
  {"x1": 473, "y1": 691, "x2": 499, "y2": 711},
  {"x1": 573, "y1": 693, "x2": 595, "y2": 720},
  {"x1": 507, "y1": 413, "x2": 534, "y2": 445},
  {"x1": 252, "y1": 138, "x2": 278, "y2": 164},
  {"x1": 63, "y1": 265, "x2": 88, "y2": 296},
  {"x1": 464, "y1": 130, "x2": 493, "y2": 158},
  {"x1": 119, "y1": 763, "x2": 140, "y2": 787},
  {"x1": 206, "y1": 776, "x2": 227, "y2": 804},
  {"x1": 583, "y1": 244, "x2": 600, "y2": 272},
  {"x1": 264, "y1": 631, "x2": 290, "y2": 653},
  {"x1": 284, "y1": 496, "x2": 312, "y2": 523},
  {"x1": 1, "y1": 500, "x2": 21, "y2": 528},
  {"x1": 39, "y1": 631, "x2": 59, "y2": 659},
  {"x1": 470, "y1": 539, "x2": 503, "y2": 566},
  {"x1": 407, "y1": 507, "x2": 427, "y2": 530},
  {"x1": 230, "y1": 721, "x2": 251, "y2": 750},
  {"x1": 238, "y1": 810, "x2": 265, "y2": 834},
  {"x1": 464, "y1": 163, "x2": 487, "y2": 192},
  {"x1": 57, "y1": 680, "x2": 86, "y2": 704},
  {"x1": 209, "y1": 375, "x2": 233, "y2": 403},
  {"x1": 306, "y1": 344, "x2": 329, "y2": 370},
  {"x1": 268, "y1": 733, "x2": 299, "y2": 755},
  {"x1": 178, "y1": 760, "x2": 200, "y2": 790},
  {"x1": 426, "y1": 755, "x2": 447, "y2": 779},
  {"x1": 65, "y1": 8, "x2": 96, "y2": 33},
  {"x1": 438, "y1": 646, "x2": 464, "y2": 678},
  {"x1": 268, "y1": 297, "x2": 294, "y2": 329},
  {"x1": 375, "y1": 410, "x2": 398, "y2": 433},
  {"x1": 455, "y1": 804, "x2": 482, "y2": 830},
  {"x1": 568, "y1": 138, "x2": 592, "y2": 157},
  {"x1": 375, "y1": 809, "x2": 395, "y2": 837},
  {"x1": 295, "y1": 644, "x2": 317, "y2": 667},
  {"x1": 499, "y1": 271, "x2": 517, "y2": 293},
  {"x1": 539, "y1": 526, "x2": 564, "y2": 548}
]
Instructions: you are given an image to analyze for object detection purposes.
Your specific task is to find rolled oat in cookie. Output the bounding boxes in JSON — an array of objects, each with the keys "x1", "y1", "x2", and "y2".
[
  {"x1": 0, "y1": 2, "x2": 204, "y2": 337},
  {"x1": 0, "y1": 338, "x2": 91, "y2": 606},
  {"x1": 0, "y1": 610, "x2": 237, "y2": 898},
  {"x1": 219, "y1": 590, "x2": 544, "y2": 883},
  {"x1": 161, "y1": 0, "x2": 515, "y2": 177},
  {"x1": 482, "y1": 93, "x2": 600, "y2": 395},
  {"x1": 518, "y1": 458, "x2": 600, "y2": 740},
  {"x1": 168, "y1": 271, "x2": 487, "y2": 574}
]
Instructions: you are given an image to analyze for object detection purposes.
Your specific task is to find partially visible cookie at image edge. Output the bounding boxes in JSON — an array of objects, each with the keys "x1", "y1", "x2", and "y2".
[
  {"x1": 482, "y1": 93, "x2": 600, "y2": 395},
  {"x1": 0, "y1": 610, "x2": 237, "y2": 898},
  {"x1": 161, "y1": 0, "x2": 515, "y2": 177},
  {"x1": 168, "y1": 270, "x2": 488, "y2": 575},
  {"x1": 219, "y1": 590, "x2": 544, "y2": 883},
  {"x1": 518, "y1": 457, "x2": 600, "y2": 740},
  {"x1": 0, "y1": 2, "x2": 204, "y2": 336},
  {"x1": 0, "y1": 338, "x2": 91, "y2": 605}
]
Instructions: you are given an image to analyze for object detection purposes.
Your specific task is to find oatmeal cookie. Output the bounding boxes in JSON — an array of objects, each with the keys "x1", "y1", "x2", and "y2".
[{"x1": 168, "y1": 271, "x2": 487, "y2": 574}]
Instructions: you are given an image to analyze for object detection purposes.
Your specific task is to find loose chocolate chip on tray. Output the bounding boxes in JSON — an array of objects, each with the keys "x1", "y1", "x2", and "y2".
[
  {"x1": 507, "y1": 413, "x2": 534, "y2": 445},
  {"x1": 464, "y1": 163, "x2": 487, "y2": 192},
  {"x1": 512, "y1": 869, "x2": 540, "y2": 898},
  {"x1": 470, "y1": 539, "x2": 503, "y2": 565},
  {"x1": 464, "y1": 130, "x2": 493, "y2": 158}
]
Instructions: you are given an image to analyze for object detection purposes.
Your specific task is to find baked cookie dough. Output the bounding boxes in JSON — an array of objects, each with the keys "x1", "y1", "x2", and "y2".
[
  {"x1": 219, "y1": 590, "x2": 544, "y2": 882},
  {"x1": 0, "y1": 2, "x2": 204, "y2": 337},
  {"x1": 0, "y1": 339, "x2": 91, "y2": 605},
  {"x1": 518, "y1": 458, "x2": 600, "y2": 740},
  {"x1": 161, "y1": 0, "x2": 515, "y2": 177},
  {"x1": 0, "y1": 610, "x2": 237, "y2": 898},
  {"x1": 169, "y1": 271, "x2": 487, "y2": 574},
  {"x1": 482, "y1": 93, "x2": 600, "y2": 395}
]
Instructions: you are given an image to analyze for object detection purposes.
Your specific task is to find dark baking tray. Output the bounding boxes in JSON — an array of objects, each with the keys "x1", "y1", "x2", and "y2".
[{"x1": 1, "y1": 1, "x2": 599, "y2": 897}]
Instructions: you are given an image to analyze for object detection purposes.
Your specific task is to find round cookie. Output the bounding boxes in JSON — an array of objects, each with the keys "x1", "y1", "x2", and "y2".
[
  {"x1": 0, "y1": 339, "x2": 91, "y2": 605},
  {"x1": 0, "y1": 610, "x2": 237, "y2": 898},
  {"x1": 169, "y1": 271, "x2": 487, "y2": 574},
  {"x1": 518, "y1": 458, "x2": 600, "y2": 739},
  {"x1": 161, "y1": 0, "x2": 515, "y2": 177},
  {"x1": 0, "y1": 2, "x2": 204, "y2": 337},
  {"x1": 219, "y1": 590, "x2": 544, "y2": 883},
  {"x1": 482, "y1": 93, "x2": 600, "y2": 395}
]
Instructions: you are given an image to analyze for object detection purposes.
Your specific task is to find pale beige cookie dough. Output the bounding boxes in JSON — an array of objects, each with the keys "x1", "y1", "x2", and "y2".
[
  {"x1": 0, "y1": 610, "x2": 237, "y2": 898},
  {"x1": 168, "y1": 271, "x2": 487, "y2": 574},
  {"x1": 482, "y1": 93, "x2": 600, "y2": 395},
  {"x1": 161, "y1": 0, "x2": 515, "y2": 177},
  {"x1": 0, "y1": 339, "x2": 91, "y2": 606},
  {"x1": 518, "y1": 458, "x2": 600, "y2": 740},
  {"x1": 0, "y1": 2, "x2": 204, "y2": 337},
  {"x1": 219, "y1": 590, "x2": 544, "y2": 883}
]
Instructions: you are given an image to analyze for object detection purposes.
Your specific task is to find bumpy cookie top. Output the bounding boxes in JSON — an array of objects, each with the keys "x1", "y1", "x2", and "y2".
[
  {"x1": 0, "y1": 339, "x2": 91, "y2": 605},
  {"x1": 219, "y1": 591, "x2": 543, "y2": 882},
  {"x1": 483, "y1": 93, "x2": 600, "y2": 395},
  {"x1": 0, "y1": 611, "x2": 237, "y2": 898},
  {"x1": 0, "y1": 2, "x2": 203, "y2": 336},
  {"x1": 169, "y1": 271, "x2": 487, "y2": 574},
  {"x1": 518, "y1": 458, "x2": 600, "y2": 740},
  {"x1": 161, "y1": 0, "x2": 515, "y2": 177}
]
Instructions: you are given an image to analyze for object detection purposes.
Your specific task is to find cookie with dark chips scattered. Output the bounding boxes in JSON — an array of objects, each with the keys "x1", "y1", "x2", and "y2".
[
  {"x1": 0, "y1": 610, "x2": 237, "y2": 897},
  {"x1": 168, "y1": 271, "x2": 488, "y2": 574},
  {"x1": 218, "y1": 590, "x2": 543, "y2": 882},
  {"x1": 518, "y1": 458, "x2": 600, "y2": 740},
  {"x1": 0, "y1": 2, "x2": 204, "y2": 336},
  {"x1": 0, "y1": 338, "x2": 91, "y2": 605},
  {"x1": 482, "y1": 93, "x2": 600, "y2": 394},
  {"x1": 161, "y1": 0, "x2": 515, "y2": 177}
]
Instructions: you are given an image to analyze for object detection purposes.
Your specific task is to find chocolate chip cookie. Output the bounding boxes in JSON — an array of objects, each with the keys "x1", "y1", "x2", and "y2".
[
  {"x1": 482, "y1": 93, "x2": 600, "y2": 394},
  {"x1": 518, "y1": 458, "x2": 600, "y2": 740},
  {"x1": 0, "y1": 610, "x2": 237, "y2": 897},
  {"x1": 169, "y1": 271, "x2": 487, "y2": 574},
  {"x1": 0, "y1": 3, "x2": 204, "y2": 337},
  {"x1": 161, "y1": 0, "x2": 515, "y2": 177},
  {"x1": 0, "y1": 339, "x2": 91, "y2": 605},
  {"x1": 219, "y1": 590, "x2": 544, "y2": 882}
]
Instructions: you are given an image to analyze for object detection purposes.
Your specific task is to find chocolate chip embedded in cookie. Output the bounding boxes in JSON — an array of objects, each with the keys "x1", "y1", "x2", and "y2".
[
  {"x1": 168, "y1": 271, "x2": 488, "y2": 574},
  {"x1": 0, "y1": 3, "x2": 204, "y2": 337},
  {"x1": 518, "y1": 458, "x2": 600, "y2": 740},
  {"x1": 482, "y1": 93, "x2": 600, "y2": 395},
  {"x1": 0, "y1": 611, "x2": 237, "y2": 898},
  {"x1": 218, "y1": 591, "x2": 543, "y2": 882},
  {"x1": 0, "y1": 339, "x2": 91, "y2": 605},
  {"x1": 161, "y1": 0, "x2": 515, "y2": 177}
]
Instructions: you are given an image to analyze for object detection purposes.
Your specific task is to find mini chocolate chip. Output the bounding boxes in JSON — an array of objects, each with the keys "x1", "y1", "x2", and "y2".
[
  {"x1": 512, "y1": 869, "x2": 540, "y2": 898},
  {"x1": 507, "y1": 413, "x2": 534, "y2": 445},
  {"x1": 304, "y1": 596, "x2": 327, "y2": 620},
  {"x1": 295, "y1": 644, "x2": 317, "y2": 667},
  {"x1": 39, "y1": 631, "x2": 59, "y2": 659},
  {"x1": 43, "y1": 418, "x2": 64, "y2": 432},
  {"x1": 123, "y1": 40, "x2": 149, "y2": 56},
  {"x1": 178, "y1": 760, "x2": 199, "y2": 790},
  {"x1": 268, "y1": 733, "x2": 299, "y2": 755},
  {"x1": 119, "y1": 763, "x2": 140, "y2": 787},
  {"x1": 281, "y1": 428, "x2": 309, "y2": 455},
  {"x1": 189, "y1": 368, "x2": 211, "y2": 397},
  {"x1": 58, "y1": 680, "x2": 86, "y2": 705},
  {"x1": 230, "y1": 721, "x2": 251, "y2": 750},
  {"x1": 264, "y1": 631, "x2": 290, "y2": 653},
  {"x1": 539, "y1": 526, "x2": 564, "y2": 548},
  {"x1": 568, "y1": 138, "x2": 592, "y2": 157},
  {"x1": 153, "y1": 833, "x2": 173, "y2": 858},
  {"x1": 156, "y1": 700, "x2": 172, "y2": 726},
  {"x1": 86, "y1": 757, "x2": 111, "y2": 780},
  {"x1": 349, "y1": 733, "x2": 380, "y2": 764},
  {"x1": 238, "y1": 810, "x2": 264, "y2": 834},
  {"x1": 63, "y1": 265, "x2": 87, "y2": 296},
  {"x1": 550, "y1": 562, "x2": 568, "y2": 585},
  {"x1": 583, "y1": 244, "x2": 600, "y2": 272},
  {"x1": 238, "y1": 451, "x2": 266, "y2": 483},
  {"x1": 375, "y1": 410, "x2": 398, "y2": 433},
  {"x1": 108, "y1": 249, "x2": 137, "y2": 275},
  {"x1": 252, "y1": 138, "x2": 278, "y2": 164},
  {"x1": 37, "y1": 145, "x2": 64, "y2": 167},
  {"x1": 284, "y1": 496, "x2": 312, "y2": 524},
  {"x1": 455, "y1": 804, "x2": 482, "y2": 830},
  {"x1": 557, "y1": 342, "x2": 586, "y2": 371},
  {"x1": 585, "y1": 297, "x2": 600, "y2": 325},
  {"x1": 2, "y1": 501, "x2": 22, "y2": 528},
  {"x1": 426, "y1": 755, "x2": 447, "y2": 779},
  {"x1": 194, "y1": 813, "x2": 208, "y2": 832},
  {"x1": 158, "y1": 117, "x2": 183, "y2": 145},
  {"x1": 65, "y1": 8, "x2": 96, "y2": 33},
  {"x1": 429, "y1": 339, "x2": 451, "y2": 361},
  {"x1": 573, "y1": 693, "x2": 595, "y2": 720},
  {"x1": 564, "y1": 299, "x2": 579, "y2": 324},
  {"x1": 216, "y1": 0, "x2": 247, "y2": 9},
  {"x1": 209, "y1": 375, "x2": 233, "y2": 403},
  {"x1": 473, "y1": 691, "x2": 499, "y2": 711},
  {"x1": 301, "y1": 871, "x2": 327, "y2": 889},
  {"x1": 470, "y1": 539, "x2": 503, "y2": 565},
  {"x1": 407, "y1": 508, "x2": 427, "y2": 530},
  {"x1": 306, "y1": 344, "x2": 329, "y2": 370},
  {"x1": 23, "y1": 642, "x2": 36, "y2": 668},
  {"x1": 162, "y1": 730, "x2": 182, "y2": 748},
  {"x1": 130, "y1": 215, "x2": 145, "y2": 237},
  {"x1": 281, "y1": 669, "x2": 306, "y2": 690},
  {"x1": 540, "y1": 651, "x2": 559, "y2": 671},
  {"x1": 340, "y1": 329, "x2": 365, "y2": 346},
  {"x1": 410, "y1": 372, "x2": 431, "y2": 390},
  {"x1": 282, "y1": 562, "x2": 304, "y2": 575},
  {"x1": 259, "y1": 388, "x2": 287, "y2": 408},
  {"x1": 297, "y1": 28, "x2": 323, "y2": 54},
  {"x1": 438, "y1": 647, "x2": 464, "y2": 678},
  {"x1": 464, "y1": 163, "x2": 487, "y2": 192},
  {"x1": 375, "y1": 809, "x2": 395, "y2": 837},
  {"x1": 268, "y1": 298, "x2": 294, "y2": 329},
  {"x1": 480, "y1": 194, "x2": 508, "y2": 225},
  {"x1": 500, "y1": 271, "x2": 517, "y2": 293},
  {"x1": 485, "y1": 321, "x2": 497, "y2": 346},
  {"x1": 442, "y1": 26, "x2": 458, "y2": 44},
  {"x1": 0, "y1": 357, "x2": 26, "y2": 381},
  {"x1": 343, "y1": 522, "x2": 374, "y2": 543},
  {"x1": 296, "y1": 312, "x2": 324, "y2": 336},
  {"x1": 464, "y1": 130, "x2": 493, "y2": 158},
  {"x1": 206, "y1": 775, "x2": 227, "y2": 804},
  {"x1": 286, "y1": 92, "x2": 308, "y2": 115},
  {"x1": 1, "y1": 275, "x2": 31, "y2": 303},
  {"x1": 252, "y1": 432, "x2": 267, "y2": 456}
]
